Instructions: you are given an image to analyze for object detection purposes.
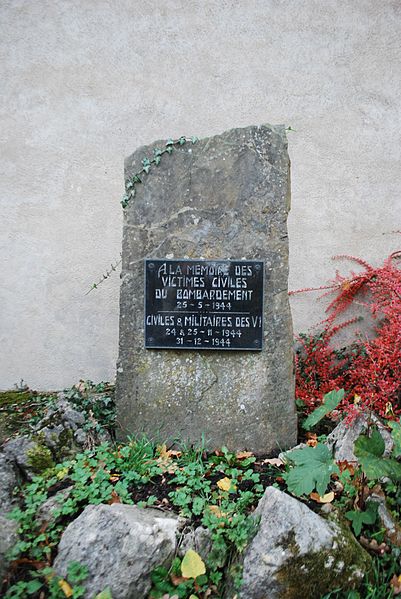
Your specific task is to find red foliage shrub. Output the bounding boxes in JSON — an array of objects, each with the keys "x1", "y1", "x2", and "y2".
[{"x1": 292, "y1": 251, "x2": 401, "y2": 420}]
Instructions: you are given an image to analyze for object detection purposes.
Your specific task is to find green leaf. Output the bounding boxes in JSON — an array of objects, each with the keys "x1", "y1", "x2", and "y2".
[
  {"x1": 26, "y1": 579, "x2": 43, "y2": 594},
  {"x1": 285, "y1": 444, "x2": 339, "y2": 497},
  {"x1": 95, "y1": 589, "x2": 112, "y2": 599},
  {"x1": 389, "y1": 420, "x2": 401, "y2": 457},
  {"x1": 345, "y1": 502, "x2": 378, "y2": 536},
  {"x1": 303, "y1": 389, "x2": 344, "y2": 430},
  {"x1": 354, "y1": 428, "x2": 401, "y2": 481},
  {"x1": 192, "y1": 496, "x2": 205, "y2": 515}
]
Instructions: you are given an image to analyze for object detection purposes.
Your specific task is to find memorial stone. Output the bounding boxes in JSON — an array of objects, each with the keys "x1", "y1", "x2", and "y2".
[{"x1": 116, "y1": 124, "x2": 297, "y2": 452}]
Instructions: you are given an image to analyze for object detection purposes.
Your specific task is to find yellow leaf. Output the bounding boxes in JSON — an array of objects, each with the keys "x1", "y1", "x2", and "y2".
[
  {"x1": 189, "y1": 595, "x2": 199, "y2": 599},
  {"x1": 58, "y1": 579, "x2": 73, "y2": 597},
  {"x1": 57, "y1": 467, "x2": 69, "y2": 480},
  {"x1": 353, "y1": 394, "x2": 361, "y2": 405},
  {"x1": 157, "y1": 443, "x2": 169, "y2": 458},
  {"x1": 208, "y1": 505, "x2": 226, "y2": 518},
  {"x1": 310, "y1": 491, "x2": 335, "y2": 504},
  {"x1": 217, "y1": 477, "x2": 236, "y2": 492},
  {"x1": 181, "y1": 549, "x2": 206, "y2": 579}
]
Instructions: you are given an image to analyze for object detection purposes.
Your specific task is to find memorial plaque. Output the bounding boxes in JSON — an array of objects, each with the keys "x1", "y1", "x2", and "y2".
[{"x1": 145, "y1": 259, "x2": 264, "y2": 350}]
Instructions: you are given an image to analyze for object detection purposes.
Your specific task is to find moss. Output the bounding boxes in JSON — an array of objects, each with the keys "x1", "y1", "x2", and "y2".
[
  {"x1": 0, "y1": 390, "x2": 31, "y2": 407},
  {"x1": 275, "y1": 514, "x2": 372, "y2": 599},
  {"x1": 26, "y1": 444, "x2": 55, "y2": 474}
]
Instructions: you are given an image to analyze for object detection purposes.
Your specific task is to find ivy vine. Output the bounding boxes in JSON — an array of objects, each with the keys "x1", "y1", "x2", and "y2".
[
  {"x1": 121, "y1": 135, "x2": 198, "y2": 209},
  {"x1": 87, "y1": 135, "x2": 198, "y2": 294}
]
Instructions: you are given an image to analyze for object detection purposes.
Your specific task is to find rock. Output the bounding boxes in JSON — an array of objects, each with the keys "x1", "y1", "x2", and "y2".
[
  {"x1": 53, "y1": 504, "x2": 179, "y2": 599},
  {"x1": 238, "y1": 487, "x2": 370, "y2": 599},
  {"x1": 36, "y1": 486, "x2": 74, "y2": 526},
  {"x1": 178, "y1": 525, "x2": 213, "y2": 561},
  {"x1": 3, "y1": 436, "x2": 38, "y2": 480},
  {"x1": 326, "y1": 413, "x2": 393, "y2": 463},
  {"x1": 0, "y1": 514, "x2": 18, "y2": 579},
  {"x1": 0, "y1": 453, "x2": 19, "y2": 512},
  {"x1": 34, "y1": 396, "x2": 87, "y2": 450},
  {"x1": 368, "y1": 492, "x2": 401, "y2": 546},
  {"x1": 116, "y1": 124, "x2": 297, "y2": 453}
]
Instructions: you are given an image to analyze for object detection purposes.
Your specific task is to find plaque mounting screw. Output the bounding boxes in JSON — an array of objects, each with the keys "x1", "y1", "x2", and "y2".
[{"x1": 148, "y1": 263, "x2": 155, "y2": 270}]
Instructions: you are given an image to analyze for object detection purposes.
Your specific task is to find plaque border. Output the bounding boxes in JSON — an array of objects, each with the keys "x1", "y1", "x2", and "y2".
[{"x1": 143, "y1": 258, "x2": 265, "y2": 352}]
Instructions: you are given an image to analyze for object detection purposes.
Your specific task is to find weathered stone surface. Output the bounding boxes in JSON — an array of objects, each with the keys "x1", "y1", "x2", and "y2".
[
  {"x1": 0, "y1": 514, "x2": 18, "y2": 579},
  {"x1": 116, "y1": 124, "x2": 297, "y2": 452},
  {"x1": 326, "y1": 413, "x2": 393, "y2": 463},
  {"x1": 36, "y1": 486, "x2": 74, "y2": 526},
  {"x1": 53, "y1": 503, "x2": 179, "y2": 599},
  {"x1": 3, "y1": 436, "x2": 38, "y2": 480},
  {"x1": 0, "y1": 453, "x2": 18, "y2": 512},
  {"x1": 178, "y1": 525, "x2": 213, "y2": 561},
  {"x1": 238, "y1": 487, "x2": 370, "y2": 599}
]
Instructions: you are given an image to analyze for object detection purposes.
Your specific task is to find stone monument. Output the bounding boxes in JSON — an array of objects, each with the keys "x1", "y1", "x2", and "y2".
[{"x1": 116, "y1": 124, "x2": 297, "y2": 453}]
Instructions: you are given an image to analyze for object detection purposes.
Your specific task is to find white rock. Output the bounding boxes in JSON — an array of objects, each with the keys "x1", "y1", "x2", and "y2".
[
  {"x1": 325, "y1": 413, "x2": 393, "y2": 463},
  {"x1": 54, "y1": 504, "x2": 179, "y2": 599}
]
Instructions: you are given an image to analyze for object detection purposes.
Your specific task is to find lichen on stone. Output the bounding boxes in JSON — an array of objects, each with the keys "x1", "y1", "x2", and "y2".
[
  {"x1": 26, "y1": 443, "x2": 55, "y2": 474},
  {"x1": 275, "y1": 514, "x2": 371, "y2": 598}
]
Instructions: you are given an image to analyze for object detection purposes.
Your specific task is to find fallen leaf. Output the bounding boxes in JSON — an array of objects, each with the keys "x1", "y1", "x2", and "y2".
[
  {"x1": 181, "y1": 549, "x2": 206, "y2": 579},
  {"x1": 310, "y1": 491, "x2": 335, "y2": 503},
  {"x1": 217, "y1": 477, "x2": 236, "y2": 492},
  {"x1": 236, "y1": 451, "x2": 253, "y2": 459},
  {"x1": 208, "y1": 505, "x2": 226, "y2": 518},
  {"x1": 359, "y1": 535, "x2": 389, "y2": 555},
  {"x1": 390, "y1": 574, "x2": 401, "y2": 594},
  {"x1": 58, "y1": 579, "x2": 73, "y2": 597},
  {"x1": 337, "y1": 460, "x2": 356, "y2": 476},
  {"x1": 307, "y1": 438, "x2": 318, "y2": 447},
  {"x1": 170, "y1": 573, "x2": 186, "y2": 586},
  {"x1": 108, "y1": 490, "x2": 121, "y2": 504},
  {"x1": 354, "y1": 394, "x2": 361, "y2": 405}
]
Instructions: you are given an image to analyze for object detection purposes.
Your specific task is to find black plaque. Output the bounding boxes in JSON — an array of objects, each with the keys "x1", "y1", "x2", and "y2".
[{"x1": 144, "y1": 259, "x2": 264, "y2": 350}]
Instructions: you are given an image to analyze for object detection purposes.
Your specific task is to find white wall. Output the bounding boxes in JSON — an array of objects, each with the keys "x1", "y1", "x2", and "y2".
[{"x1": 1, "y1": 0, "x2": 400, "y2": 389}]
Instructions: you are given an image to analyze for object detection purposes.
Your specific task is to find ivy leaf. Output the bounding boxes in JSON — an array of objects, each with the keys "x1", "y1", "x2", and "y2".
[
  {"x1": 181, "y1": 549, "x2": 206, "y2": 579},
  {"x1": 389, "y1": 421, "x2": 401, "y2": 457},
  {"x1": 354, "y1": 428, "x2": 401, "y2": 481},
  {"x1": 345, "y1": 502, "x2": 378, "y2": 536},
  {"x1": 303, "y1": 389, "x2": 344, "y2": 430},
  {"x1": 285, "y1": 444, "x2": 339, "y2": 497}
]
